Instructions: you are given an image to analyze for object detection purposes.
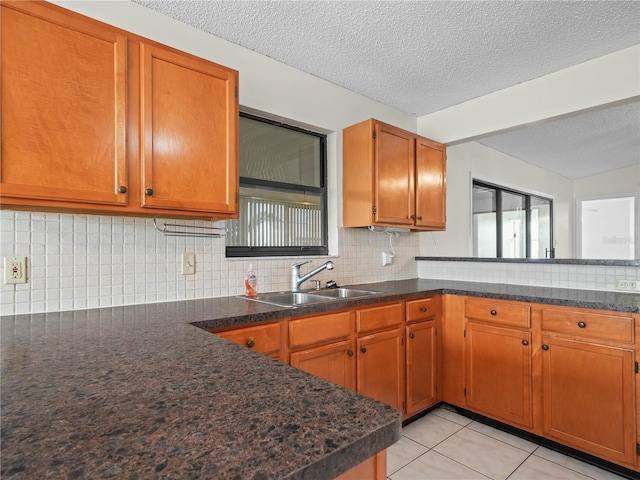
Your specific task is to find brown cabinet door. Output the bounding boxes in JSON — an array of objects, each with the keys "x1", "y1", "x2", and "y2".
[
  {"x1": 542, "y1": 336, "x2": 636, "y2": 467},
  {"x1": 465, "y1": 323, "x2": 533, "y2": 428},
  {"x1": 1, "y1": 2, "x2": 128, "y2": 206},
  {"x1": 373, "y1": 122, "x2": 414, "y2": 226},
  {"x1": 290, "y1": 340, "x2": 356, "y2": 390},
  {"x1": 415, "y1": 137, "x2": 446, "y2": 230},
  {"x1": 357, "y1": 328, "x2": 404, "y2": 410},
  {"x1": 406, "y1": 320, "x2": 438, "y2": 415},
  {"x1": 140, "y1": 42, "x2": 238, "y2": 214}
]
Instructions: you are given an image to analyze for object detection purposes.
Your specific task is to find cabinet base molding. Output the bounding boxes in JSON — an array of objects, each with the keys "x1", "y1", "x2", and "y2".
[{"x1": 418, "y1": 403, "x2": 639, "y2": 479}]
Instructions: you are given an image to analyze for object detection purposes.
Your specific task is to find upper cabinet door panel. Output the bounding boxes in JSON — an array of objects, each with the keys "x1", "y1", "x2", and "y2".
[
  {"x1": 140, "y1": 43, "x2": 238, "y2": 214},
  {"x1": 1, "y1": 2, "x2": 127, "y2": 205},
  {"x1": 374, "y1": 122, "x2": 414, "y2": 225},
  {"x1": 415, "y1": 137, "x2": 446, "y2": 230}
]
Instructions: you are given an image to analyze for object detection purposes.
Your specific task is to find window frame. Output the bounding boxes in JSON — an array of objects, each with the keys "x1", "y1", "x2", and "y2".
[
  {"x1": 225, "y1": 112, "x2": 329, "y2": 258},
  {"x1": 472, "y1": 179, "x2": 554, "y2": 259}
]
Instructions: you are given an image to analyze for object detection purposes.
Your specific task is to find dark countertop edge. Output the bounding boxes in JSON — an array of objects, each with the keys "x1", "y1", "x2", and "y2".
[
  {"x1": 438, "y1": 287, "x2": 640, "y2": 313},
  {"x1": 287, "y1": 417, "x2": 402, "y2": 480},
  {"x1": 415, "y1": 256, "x2": 640, "y2": 267}
]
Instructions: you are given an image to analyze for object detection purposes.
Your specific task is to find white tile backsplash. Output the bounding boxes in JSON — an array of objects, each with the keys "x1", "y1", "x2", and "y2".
[
  {"x1": 3, "y1": 209, "x2": 637, "y2": 315},
  {"x1": 417, "y1": 260, "x2": 640, "y2": 291},
  {"x1": 1, "y1": 210, "x2": 419, "y2": 315}
]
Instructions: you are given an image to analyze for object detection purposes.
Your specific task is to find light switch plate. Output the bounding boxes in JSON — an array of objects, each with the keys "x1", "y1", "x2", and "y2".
[
  {"x1": 4, "y1": 256, "x2": 27, "y2": 284},
  {"x1": 182, "y1": 253, "x2": 195, "y2": 275}
]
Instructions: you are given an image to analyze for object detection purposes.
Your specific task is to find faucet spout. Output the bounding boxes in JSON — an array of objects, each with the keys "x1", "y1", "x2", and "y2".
[{"x1": 291, "y1": 260, "x2": 334, "y2": 291}]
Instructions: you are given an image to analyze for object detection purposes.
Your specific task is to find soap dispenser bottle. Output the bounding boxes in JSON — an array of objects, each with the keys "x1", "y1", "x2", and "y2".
[{"x1": 245, "y1": 263, "x2": 257, "y2": 297}]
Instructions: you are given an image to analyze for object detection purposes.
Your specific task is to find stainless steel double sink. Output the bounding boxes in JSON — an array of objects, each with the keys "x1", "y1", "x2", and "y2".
[{"x1": 243, "y1": 288, "x2": 381, "y2": 308}]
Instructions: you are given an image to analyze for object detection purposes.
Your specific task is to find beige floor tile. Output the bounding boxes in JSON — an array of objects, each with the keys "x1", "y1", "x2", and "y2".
[
  {"x1": 431, "y1": 407, "x2": 474, "y2": 426},
  {"x1": 433, "y1": 427, "x2": 530, "y2": 480},
  {"x1": 387, "y1": 435, "x2": 429, "y2": 475},
  {"x1": 389, "y1": 450, "x2": 489, "y2": 480},
  {"x1": 533, "y1": 447, "x2": 628, "y2": 480},
  {"x1": 402, "y1": 412, "x2": 465, "y2": 448},
  {"x1": 467, "y1": 421, "x2": 538, "y2": 453},
  {"x1": 509, "y1": 454, "x2": 594, "y2": 480}
]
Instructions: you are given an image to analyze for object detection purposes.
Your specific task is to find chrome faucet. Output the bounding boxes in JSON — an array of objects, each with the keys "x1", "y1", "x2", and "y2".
[{"x1": 291, "y1": 260, "x2": 334, "y2": 292}]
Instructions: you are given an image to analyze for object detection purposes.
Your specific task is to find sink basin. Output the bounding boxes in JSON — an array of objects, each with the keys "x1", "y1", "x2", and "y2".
[
  {"x1": 245, "y1": 292, "x2": 335, "y2": 308},
  {"x1": 242, "y1": 288, "x2": 381, "y2": 307},
  {"x1": 311, "y1": 288, "x2": 381, "y2": 299}
]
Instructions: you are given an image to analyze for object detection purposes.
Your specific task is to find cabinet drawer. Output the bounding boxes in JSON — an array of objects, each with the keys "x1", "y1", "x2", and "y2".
[
  {"x1": 465, "y1": 298, "x2": 530, "y2": 328},
  {"x1": 216, "y1": 323, "x2": 280, "y2": 354},
  {"x1": 356, "y1": 303, "x2": 403, "y2": 334},
  {"x1": 406, "y1": 296, "x2": 441, "y2": 323},
  {"x1": 289, "y1": 311, "x2": 352, "y2": 349},
  {"x1": 542, "y1": 308, "x2": 634, "y2": 344}
]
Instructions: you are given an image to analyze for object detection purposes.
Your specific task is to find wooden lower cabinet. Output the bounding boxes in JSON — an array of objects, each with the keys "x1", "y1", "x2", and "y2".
[
  {"x1": 357, "y1": 328, "x2": 405, "y2": 410},
  {"x1": 406, "y1": 320, "x2": 438, "y2": 415},
  {"x1": 335, "y1": 451, "x2": 386, "y2": 480},
  {"x1": 541, "y1": 336, "x2": 636, "y2": 467},
  {"x1": 290, "y1": 340, "x2": 356, "y2": 390},
  {"x1": 465, "y1": 323, "x2": 533, "y2": 429}
]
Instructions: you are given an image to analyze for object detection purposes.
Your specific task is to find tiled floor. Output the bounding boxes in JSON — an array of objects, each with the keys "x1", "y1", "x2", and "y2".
[{"x1": 387, "y1": 407, "x2": 629, "y2": 480}]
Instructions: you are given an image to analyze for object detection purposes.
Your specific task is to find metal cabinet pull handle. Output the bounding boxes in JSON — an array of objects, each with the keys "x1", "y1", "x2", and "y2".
[
  {"x1": 542, "y1": 344, "x2": 549, "y2": 351},
  {"x1": 347, "y1": 350, "x2": 354, "y2": 357},
  {"x1": 246, "y1": 339, "x2": 255, "y2": 348},
  {"x1": 522, "y1": 340, "x2": 529, "y2": 346},
  {"x1": 118, "y1": 186, "x2": 127, "y2": 194},
  {"x1": 420, "y1": 307, "x2": 428, "y2": 313},
  {"x1": 409, "y1": 333, "x2": 415, "y2": 339},
  {"x1": 360, "y1": 347, "x2": 367, "y2": 354},
  {"x1": 577, "y1": 321, "x2": 586, "y2": 328},
  {"x1": 145, "y1": 188, "x2": 154, "y2": 196},
  {"x1": 490, "y1": 309, "x2": 497, "y2": 315},
  {"x1": 417, "y1": 216, "x2": 423, "y2": 220}
]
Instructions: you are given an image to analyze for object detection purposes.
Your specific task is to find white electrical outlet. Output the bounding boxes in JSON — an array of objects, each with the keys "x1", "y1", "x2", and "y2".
[
  {"x1": 4, "y1": 256, "x2": 27, "y2": 284},
  {"x1": 182, "y1": 253, "x2": 195, "y2": 275},
  {"x1": 616, "y1": 279, "x2": 640, "y2": 292},
  {"x1": 381, "y1": 252, "x2": 394, "y2": 267}
]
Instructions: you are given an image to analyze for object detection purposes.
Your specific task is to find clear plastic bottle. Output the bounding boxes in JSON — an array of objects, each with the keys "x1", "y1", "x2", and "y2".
[{"x1": 245, "y1": 263, "x2": 257, "y2": 297}]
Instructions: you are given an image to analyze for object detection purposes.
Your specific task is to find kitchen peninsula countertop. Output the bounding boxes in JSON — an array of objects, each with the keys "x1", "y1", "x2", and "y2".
[{"x1": 2, "y1": 279, "x2": 639, "y2": 479}]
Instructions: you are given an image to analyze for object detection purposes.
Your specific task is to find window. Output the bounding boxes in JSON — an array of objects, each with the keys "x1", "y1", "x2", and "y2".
[
  {"x1": 226, "y1": 113, "x2": 328, "y2": 257},
  {"x1": 577, "y1": 195, "x2": 638, "y2": 259},
  {"x1": 472, "y1": 180, "x2": 553, "y2": 258}
]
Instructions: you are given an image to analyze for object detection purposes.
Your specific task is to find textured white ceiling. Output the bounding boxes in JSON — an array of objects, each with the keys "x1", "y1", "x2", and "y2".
[
  {"x1": 478, "y1": 101, "x2": 640, "y2": 179},
  {"x1": 133, "y1": 0, "x2": 640, "y2": 179}
]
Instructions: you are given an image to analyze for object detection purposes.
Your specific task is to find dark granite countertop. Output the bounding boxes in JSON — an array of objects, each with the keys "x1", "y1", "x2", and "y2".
[
  {"x1": 2, "y1": 279, "x2": 638, "y2": 479},
  {"x1": 0, "y1": 301, "x2": 401, "y2": 479}
]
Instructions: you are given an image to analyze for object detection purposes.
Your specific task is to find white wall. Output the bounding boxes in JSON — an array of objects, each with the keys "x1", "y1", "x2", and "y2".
[
  {"x1": 419, "y1": 141, "x2": 574, "y2": 258},
  {"x1": 1, "y1": 1, "x2": 422, "y2": 315},
  {"x1": 573, "y1": 164, "x2": 640, "y2": 198}
]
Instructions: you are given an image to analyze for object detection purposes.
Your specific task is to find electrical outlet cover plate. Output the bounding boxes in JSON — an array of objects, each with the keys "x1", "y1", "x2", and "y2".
[
  {"x1": 381, "y1": 252, "x2": 393, "y2": 266},
  {"x1": 616, "y1": 279, "x2": 640, "y2": 292},
  {"x1": 4, "y1": 256, "x2": 27, "y2": 284}
]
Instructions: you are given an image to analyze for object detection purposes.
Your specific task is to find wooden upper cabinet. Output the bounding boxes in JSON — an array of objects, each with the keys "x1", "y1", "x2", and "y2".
[
  {"x1": 139, "y1": 43, "x2": 238, "y2": 215},
  {"x1": 343, "y1": 118, "x2": 446, "y2": 231},
  {"x1": 1, "y1": 1, "x2": 128, "y2": 206},
  {"x1": 415, "y1": 137, "x2": 446, "y2": 230},
  {"x1": 374, "y1": 123, "x2": 415, "y2": 226},
  {"x1": 1, "y1": 1, "x2": 239, "y2": 219}
]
